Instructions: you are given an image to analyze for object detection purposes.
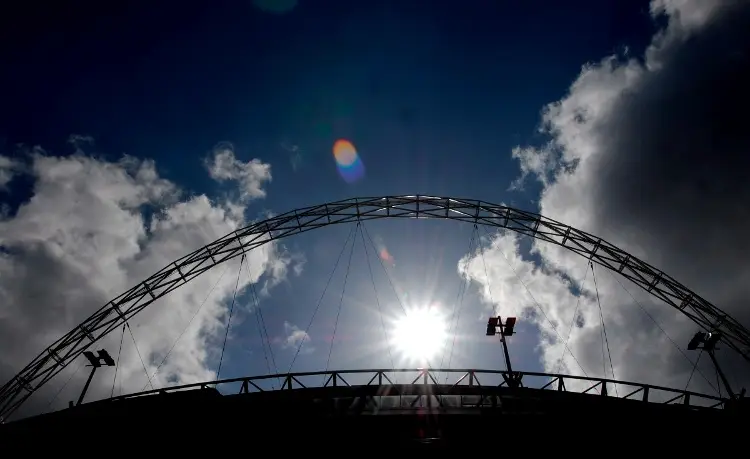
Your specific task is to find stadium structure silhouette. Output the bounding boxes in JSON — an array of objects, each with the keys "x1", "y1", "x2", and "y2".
[{"x1": 1, "y1": 196, "x2": 748, "y2": 446}]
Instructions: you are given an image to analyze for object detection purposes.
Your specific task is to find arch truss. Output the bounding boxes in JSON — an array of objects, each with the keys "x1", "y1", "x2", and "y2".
[{"x1": 1, "y1": 195, "x2": 748, "y2": 419}]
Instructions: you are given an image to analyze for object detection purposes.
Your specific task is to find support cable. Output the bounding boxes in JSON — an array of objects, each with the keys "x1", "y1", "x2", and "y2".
[
  {"x1": 609, "y1": 270, "x2": 719, "y2": 395},
  {"x1": 595, "y1": 268, "x2": 607, "y2": 379},
  {"x1": 554, "y1": 261, "x2": 590, "y2": 374},
  {"x1": 128, "y1": 323, "x2": 153, "y2": 390},
  {"x1": 253, "y1": 302, "x2": 273, "y2": 381},
  {"x1": 249, "y1": 280, "x2": 280, "y2": 388},
  {"x1": 361, "y1": 222, "x2": 435, "y2": 373},
  {"x1": 141, "y1": 263, "x2": 231, "y2": 391},
  {"x1": 359, "y1": 222, "x2": 395, "y2": 371},
  {"x1": 257, "y1": 306, "x2": 278, "y2": 375},
  {"x1": 46, "y1": 361, "x2": 84, "y2": 412},
  {"x1": 684, "y1": 349, "x2": 703, "y2": 391},
  {"x1": 591, "y1": 262, "x2": 618, "y2": 396},
  {"x1": 441, "y1": 225, "x2": 478, "y2": 382},
  {"x1": 715, "y1": 365, "x2": 722, "y2": 399},
  {"x1": 362, "y1": 223, "x2": 408, "y2": 316},
  {"x1": 477, "y1": 224, "x2": 501, "y2": 316},
  {"x1": 324, "y1": 222, "x2": 359, "y2": 375},
  {"x1": 480, "y1": 226, "x2": 589, "y2": 377},
  {"x1": 110, "y1": 324, "x2": 126, "y2": 398},
  {"x1": 288, "y1": 225, "x2": 357, "y2": 372},
  {"x1": 216, "y1": 254, "x2": 246, "y2": 381}
]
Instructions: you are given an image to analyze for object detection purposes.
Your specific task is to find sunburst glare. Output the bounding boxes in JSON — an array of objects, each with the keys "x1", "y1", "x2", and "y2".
[{"x1": 392, "y1": 305, "x2": 448, "y2": 363}]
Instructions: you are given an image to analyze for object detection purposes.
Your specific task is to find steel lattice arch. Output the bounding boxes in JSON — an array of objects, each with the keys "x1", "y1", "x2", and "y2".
[{"x1": 1, "y1": 195, "x2": 749, "y2": 420}]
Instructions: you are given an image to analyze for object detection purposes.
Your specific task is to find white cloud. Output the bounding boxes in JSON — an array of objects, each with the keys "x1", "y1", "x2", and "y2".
[
  {"x1": 281, "y1": 321, "x2": 312, "y2": 353},
  {"x1": 650, "y1": 0, "x2": 726, "y2": 36},
  {"x1": 259, "y1": 249, "x2": 306, "y2": 297},
  {"x1": 465, "y1": 0, "x2": 750, "y2": 396},
  {"x1": 460, "y1": 231, "x2": 696, "y2": 393},
  {"x1": 508, "y1": 145, "x2": 556, "y2": 191},
  {"x1": 0, "y1": 145, "x2": 297, "y2": 418},
  {"x1": 205, "y1": 142, "x2": 272, "y2": 202}
]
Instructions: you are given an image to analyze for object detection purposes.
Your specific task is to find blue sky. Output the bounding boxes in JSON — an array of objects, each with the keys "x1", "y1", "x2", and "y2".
[
  {"x1": 2, "y1": 0, "x2": 652, "y2": 205},
  {"x1": 3, "y1": 0, "x2": 749, "y2": 416}
]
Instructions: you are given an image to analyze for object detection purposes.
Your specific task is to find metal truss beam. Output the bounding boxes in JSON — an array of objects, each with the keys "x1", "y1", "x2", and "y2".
[
  {"x1": 1, "y1": 195, "x2": 748, "y2": 420},
  {"x1": 86, "y1": 368, "x2": 728, "y2": 412}
]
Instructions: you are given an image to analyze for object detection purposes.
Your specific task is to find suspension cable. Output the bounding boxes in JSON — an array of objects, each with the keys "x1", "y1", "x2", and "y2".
[
  {"x1": 591, "y1": 261, "x2": 618, "y2": 396},
  {"x1": 595, "y1": 267, "x2": 607, "y2": 379},
  {"x1": 361, "y1": 222, "x2": 436, "y2": 373},
  {"x1": 324, "y1": 222, "x2": 359, "y2": 375},
  {"x1": 479, "y1": 226, "x2": 589, "y2": 377},
  {"x1": 441, "y1": 224, "x2": 478, "y2": 382},
  {"x1": 110, "y1": 324, "x2": 126, "y2": 398},
  {"x1": 609, "y1": 270, "x2": 719, "y2": 395},
  {"x1": 477, "y1": 224, "x2": 501, "y2": 315},
  {"x1": 715, "y1": 364, "x2": 722, "y2": 398},
  {"x1": 249, "y1": 280, "x2": 280, "y2": 388},
  {"x1": 46, "y1": 360, "x2": 84, "y2": 412},
  {"x1": 141, "y1": 263, "x2": 231, "y2": 391},
  {"x1": 216, "y1": 253, "x2": 246, "y2": 381},
  {"x1": 359, "y1": 222, "x2": 395, "y2": 371},
  {"x1": 252, "y1": 297, "x2": 273, "y2": 380},
  {"x1": 361, "y1": 223, "x2": 408, "y2": 316},
  {"x1": 555, "y1": 261, "x2": 590, "y2": 373},
  {"x1": 288, "y1": 225, "x2": 357, "y2": 373},
  {"x1": 684, "y1": 349, "x2": 703, "y2": 391},
  {"x1": 257, "y1": 307, "x2": 278, "y2": 376},
  {"x1": 128, "y1": 322, "x2": 153, "y2": 390}
]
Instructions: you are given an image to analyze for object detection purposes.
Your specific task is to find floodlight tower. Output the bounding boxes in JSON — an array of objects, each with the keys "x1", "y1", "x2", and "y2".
[
  {"x1": 72, "y1": 349, "x2": 115, "y2": 407},
  {"x1": 687, "y1": 331, "x2": 745, "y2": 400},
  {"x1": 486, "y1": 316, "x2": 522, "y2": 388}
]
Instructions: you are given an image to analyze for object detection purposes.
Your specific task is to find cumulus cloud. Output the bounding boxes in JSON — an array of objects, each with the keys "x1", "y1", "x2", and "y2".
[
  {"x1": 257, "y1": 249, "x2": 306, "y2": 298},
  {"x1": 465, "y1": 0, "x2": 750, "y2": 396},
  {"x1": 0, "y1": 144, "x2": 299, "y2": 419},
  {"x1": 281, "y1": 321, "x2": 312, "y2": 353},
  {"x1": 508, "y1": 145, "x2": 556, "y2": 191},
  {"x1": 205, "y1": 142, "x2": 272, "y2": 202}
]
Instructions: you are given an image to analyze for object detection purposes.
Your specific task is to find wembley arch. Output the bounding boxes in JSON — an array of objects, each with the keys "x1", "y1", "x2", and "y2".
[{"x1": 2, "y1": 195, "x2": 749, "y2": 419}]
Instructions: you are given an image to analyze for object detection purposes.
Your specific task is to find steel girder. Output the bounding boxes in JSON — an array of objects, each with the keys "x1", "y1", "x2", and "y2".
[{"x1": 1, "y1": 195, "x2": 748, "y2": 420}]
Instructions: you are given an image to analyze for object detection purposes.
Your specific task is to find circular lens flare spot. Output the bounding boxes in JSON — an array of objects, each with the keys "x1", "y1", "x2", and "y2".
[
  {"x1": 333, "y1": 139, "x2": 357, "y2": 166},
  {"x1": 332, "y1": 139, "x2": 365, "y2": 183},
  {"x1": 392, "y1": 306, "x2": 448, "y2": 362}
]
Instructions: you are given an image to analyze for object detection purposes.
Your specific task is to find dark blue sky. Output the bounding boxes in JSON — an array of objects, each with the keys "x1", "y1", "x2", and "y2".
[
  {"x1": 1, "y1": 0, "x2": 653, "y2": 207},
  {"x1": 0, "y1": 0, "x2": 656, "y2": 380}
]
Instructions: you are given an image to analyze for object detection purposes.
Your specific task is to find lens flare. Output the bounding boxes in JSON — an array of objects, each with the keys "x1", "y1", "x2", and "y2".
[{"x1": 333, "y1": 139, "x2": 365, "y2": 183}]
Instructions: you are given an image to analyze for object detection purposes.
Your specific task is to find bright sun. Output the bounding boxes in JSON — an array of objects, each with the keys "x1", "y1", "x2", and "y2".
[{"x1": 392, "y1": 306, "x2": 448, "y2": 362}]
